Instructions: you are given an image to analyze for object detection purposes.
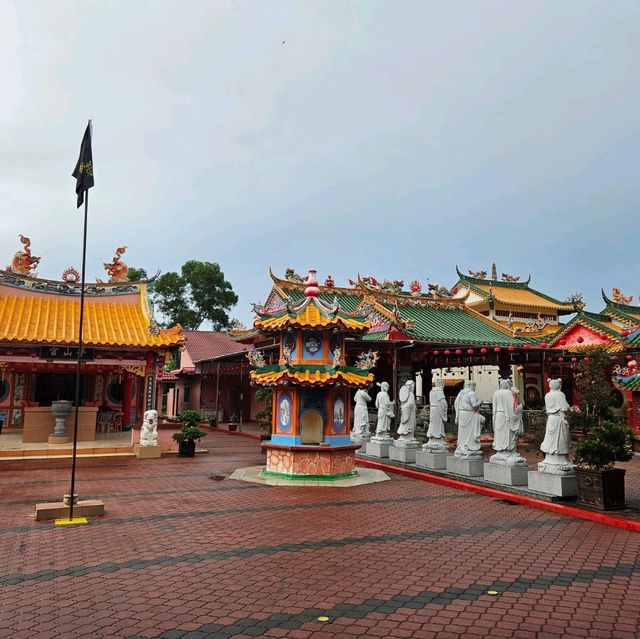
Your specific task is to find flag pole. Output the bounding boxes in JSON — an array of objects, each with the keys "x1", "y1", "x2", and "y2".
[{"x1": 68, "y1": 189, "x2": 89, "y2": 521}]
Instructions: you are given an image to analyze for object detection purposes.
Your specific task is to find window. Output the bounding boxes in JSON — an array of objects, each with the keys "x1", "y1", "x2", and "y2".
[{"x1": 183, "y1": 385, "x2": 191, "y2": 404}]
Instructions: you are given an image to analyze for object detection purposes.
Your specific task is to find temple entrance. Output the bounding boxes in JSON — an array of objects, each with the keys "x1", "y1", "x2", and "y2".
[
  {"x1": 300, "y1": 410, "x2": 323, "y2": 444},
  {"x1": 33, "y1": 373, "x2": 87, "y2": 407}
]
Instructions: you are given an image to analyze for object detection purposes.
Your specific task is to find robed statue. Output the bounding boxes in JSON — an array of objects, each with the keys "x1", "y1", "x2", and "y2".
[
  {"x1": 395, "y1": 380, "x2": 419, "y2": 448},
  {"x1": 538, "y1": 378, "x2": 574, "y2": 475},
  {"x1": 351, "y1": 386, "x2": 372, "y2": 441},
  {"x1": 453, "y1": 381, "x2": 484, "y2": 460},
  {"x1": 490, "y1": 379, "x2": 526, "y2": 466},
  {"x1": 424, "y1": 379, "x2": 448, "y2": 454},
  {"x1": 373, "y1": 381, "x2": 394, "y2": 441}
]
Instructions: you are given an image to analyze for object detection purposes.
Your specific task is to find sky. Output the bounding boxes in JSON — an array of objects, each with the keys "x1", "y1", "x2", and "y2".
[{"x1": 1, "y1": 0, "x2": 639, "y2": 326}]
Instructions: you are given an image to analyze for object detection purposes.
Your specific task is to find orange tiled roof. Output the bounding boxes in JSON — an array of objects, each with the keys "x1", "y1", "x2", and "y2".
[{"x1": 0, "y1": 283, "x2": 183, "y2": 348}]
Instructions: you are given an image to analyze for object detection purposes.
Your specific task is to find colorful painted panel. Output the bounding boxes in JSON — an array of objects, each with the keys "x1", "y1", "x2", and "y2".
[
  {"x1": 332, "y1": 397, "x2": 346, "y2": 433},
  {"x1": 282, "y1": 332, "x2": 297, "y2": 359},
  {"x1": 0, "y1": 379, "x2": 9, "y2": 405},
  {"x1": 277, "y1": 393, "x2": 292, "y2": 432},
  {"x1": 302, "y1": 331, "x2": 323, "y2": 359}
]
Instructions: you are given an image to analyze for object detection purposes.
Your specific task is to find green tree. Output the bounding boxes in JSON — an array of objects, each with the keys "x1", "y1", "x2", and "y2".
[
  {"x1": 152, "y1": 260, "x2": 238, "y2": 330},
  {"x1": 127, "y1": 267, "x2": 148, "y2": 281}
]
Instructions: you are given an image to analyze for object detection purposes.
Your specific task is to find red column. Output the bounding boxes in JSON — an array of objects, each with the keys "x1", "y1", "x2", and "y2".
[{"x1": 122, "y1": 370, "x2": 132, "y2": 427}]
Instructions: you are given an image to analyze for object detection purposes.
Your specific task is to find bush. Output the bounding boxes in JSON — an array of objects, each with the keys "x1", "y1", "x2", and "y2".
[
  {"x1": 178, "y1": 410, "x2": 203, "y2": 427},
  {"x1": 254, "y1": 387, "x2": 273, "y2": 431},
  {"x1": 574, "y1": 420, "x2": 635, "y2": 470},
  {"x1": 172, "y1": 425, "x2": 207, "y2": 443}
]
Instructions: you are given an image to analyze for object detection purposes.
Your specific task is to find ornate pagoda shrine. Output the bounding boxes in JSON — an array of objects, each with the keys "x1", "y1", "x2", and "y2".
[{"x1": 249, "y1": 269, "x2": 376, "y2": 479}]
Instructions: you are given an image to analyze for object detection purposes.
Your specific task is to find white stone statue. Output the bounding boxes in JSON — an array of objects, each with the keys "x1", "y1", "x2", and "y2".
[
  {"x1": 490, "y1": 379, "x2": 526, "y2": 466},
  {"x1": 453, "y1": 380, "x2": 471, "y2": 426},
  {"x1": 454, "y1": 380, "x2": 484, "y2": 460},
  {"x1": 351, "y1": 386, "x2": 372, "y2": 441},
  {"x1": 140, "y1": 409, "x2": 158, "y2": 447},
  {"x1": 538, "y1": 378, "x2": 574, "y2": 475},
  {"x1": 373, "y1": 381, "x2": 394, "y2": 441},
  {"x1": 396, "y1": 380, "x2": 419, "y2": 448},
  {"x1": 424, "y1": 378, "x2": 448, "y2": 453}
]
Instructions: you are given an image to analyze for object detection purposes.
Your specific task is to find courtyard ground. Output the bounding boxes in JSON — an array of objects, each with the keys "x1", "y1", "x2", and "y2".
[{"x1": 1, "y1": 431, "x2": 639, "y2": 639}]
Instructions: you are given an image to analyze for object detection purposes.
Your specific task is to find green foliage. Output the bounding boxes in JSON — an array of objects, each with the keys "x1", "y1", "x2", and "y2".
[
  {"x1": 565, "y1": 346, "x2": 613, "y2": 435},
  {"x1": 127, "y1": 267, "x2": 148, "y2": 282},
  {"x1": 574, "y1": 420, "x2": 635, "y2": 469},
  {"x1": 172, "y1": 424, "x2": 207, "y2": 443},
  {"x1": 178, "y1": 409, "x2": 203, "y2": 427},
  {"x1": 152, "y1": 261, "x2": 238, "y2": 330},
  {"x1": 255, "y1": 387, "x2": 273, "y2": 431}
]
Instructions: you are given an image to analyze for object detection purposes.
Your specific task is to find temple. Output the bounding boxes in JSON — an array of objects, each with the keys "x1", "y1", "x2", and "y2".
[
  {"x1": 249, "y1": 269, "x2": 375, "y2": 478},
  {"x1": 0, "y1": 237, "x2": 183, "y2": 445}
]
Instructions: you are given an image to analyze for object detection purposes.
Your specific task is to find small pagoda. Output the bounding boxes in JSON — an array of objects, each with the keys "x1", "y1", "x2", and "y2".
[{"x1": 249, "y1": 269, "x2": 375, "y2": 479}]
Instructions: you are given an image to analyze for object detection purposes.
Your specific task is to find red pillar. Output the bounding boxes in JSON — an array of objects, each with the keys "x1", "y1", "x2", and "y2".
[{"x1": 122, "y1": 370, "x2": 132, "y2": 427}]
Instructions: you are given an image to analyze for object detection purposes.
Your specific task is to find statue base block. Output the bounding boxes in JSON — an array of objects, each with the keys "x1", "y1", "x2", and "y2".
[
  {"x1": 446, "y1": 456, "x2": 484, "y2": 478},
  {"x1": 528, "y1": 471, "x2": 577, "y2": 497},
  {"x1": 415, "y1": 451, "x2": 447, "y2": 470},
  {"x1": 48, "y1": 435, "x2": 71, "y2": 445},
  {"x1": 484, "y1": 463, "x2": 529, "y2": 486},
  {"x1": 134, "y1": 444, "x2": 161, "y2": 459},
  {"x1": 365, "y1": 441, "x2": 391, "y2": 458},
  {"x1": 388, "y1": 446, "x2": 417, "y2": 463},
  {"x1": 35, "y1": 500, "x2": 105, "y2": 521}
]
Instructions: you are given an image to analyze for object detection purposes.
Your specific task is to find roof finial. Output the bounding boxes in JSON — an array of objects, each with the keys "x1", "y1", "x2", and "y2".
[
  {"x1": 491, "y1": 262, "x2": 497, "y2": 281},
  {"x1": 304, "y1": 269, "x2": 320, "y2": 297}
]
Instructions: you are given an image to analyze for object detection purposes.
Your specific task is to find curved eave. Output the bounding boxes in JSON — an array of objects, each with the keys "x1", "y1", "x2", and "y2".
[
  {"x1": 612, "y1": 375, "x2": 640, "y2": 391},
  {"x1": 250, "y1": 366, "x2": 373, "y2": 387},
  {"x1": 253, "y1": 317, "x2": 370, "y2": 333},
  {"x1": 455, "y1": 267, "x2": 532, "y2": 287}
]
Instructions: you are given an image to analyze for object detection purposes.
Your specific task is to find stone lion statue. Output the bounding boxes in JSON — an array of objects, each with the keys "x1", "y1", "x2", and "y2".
[{"x1": 140, "y1": 409, "x2": 158, "y2": 447}]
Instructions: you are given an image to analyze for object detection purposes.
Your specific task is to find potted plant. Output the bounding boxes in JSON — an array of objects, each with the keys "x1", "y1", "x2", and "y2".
[
  {"x1": 573, "y1": 420, "x2": 635, "y2": 510},
  {"x1": 174, "y1": 410, "x2": 206, "y2": 457},
  {"x1": 228, "y1": 413, "x2": 239, "y2": 432},
  {"x1": 172, "y1": 424, "x2": 207, "y2": 457}
]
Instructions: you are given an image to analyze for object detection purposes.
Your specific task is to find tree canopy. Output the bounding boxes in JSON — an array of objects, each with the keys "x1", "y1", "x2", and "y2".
[
  {"x1": 152, "y1": 260, "x2": 238, "y2": 330},
  {"x1": 127, "y1": 267, "x2": 148, "y2": 281}
]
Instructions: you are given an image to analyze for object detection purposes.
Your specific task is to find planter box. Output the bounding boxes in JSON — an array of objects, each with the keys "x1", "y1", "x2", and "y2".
[{"x1": 576, "y1": 467, "x2": 626, "y2": 510}]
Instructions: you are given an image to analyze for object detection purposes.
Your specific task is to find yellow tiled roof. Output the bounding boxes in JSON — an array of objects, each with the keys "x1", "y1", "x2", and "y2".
[
  {"x1": 470, "y1": 284, "x2": 573, "y2": 311},
  {"x1": 0, "y1": 285, "x2": 183, "y2": 348},
  {"x1": 251, "y1": 368, "x2": 373, "y2": 387}
]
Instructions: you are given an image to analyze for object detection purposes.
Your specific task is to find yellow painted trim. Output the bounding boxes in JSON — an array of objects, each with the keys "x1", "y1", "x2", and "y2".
[{"x1": 54, "y1": 517, "x2": 89, "y2": 526}]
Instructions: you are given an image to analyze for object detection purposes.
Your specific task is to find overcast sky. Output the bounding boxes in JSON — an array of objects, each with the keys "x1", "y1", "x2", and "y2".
[{"x1": 1, "y1": 1, "x2": 639, "y2": 325}]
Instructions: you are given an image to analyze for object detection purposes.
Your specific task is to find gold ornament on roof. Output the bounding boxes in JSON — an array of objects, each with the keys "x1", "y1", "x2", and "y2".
[
  {"x1": 7, "y1": 235, "x2": 41, "y2": 277},
  {"x1": 103, "y1": 246, "x2": 129, "y2": 282}
]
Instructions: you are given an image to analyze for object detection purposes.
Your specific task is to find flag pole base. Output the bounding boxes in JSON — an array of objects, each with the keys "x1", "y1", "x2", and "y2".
[
  {"x1": 35, "y1": 500, "x2": 105, "y2": 522},
  {"x1": 54, "y1": 518, "x2": 89, "y2": 526}
]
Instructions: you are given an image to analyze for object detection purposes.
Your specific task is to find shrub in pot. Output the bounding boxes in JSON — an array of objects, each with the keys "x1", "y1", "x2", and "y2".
[
  {"x1": 573, "y1": 420, "x2": 635, "y2": 510},
  {"x1": 172, "y1": 423, "x2": 207, "y2": 458},
  {"x1": 228, "y1": 413, "x2": 239, "y2": 432}
]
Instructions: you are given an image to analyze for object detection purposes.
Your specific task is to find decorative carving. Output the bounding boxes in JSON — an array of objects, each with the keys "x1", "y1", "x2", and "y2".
[
  {"x1": 247, "y1": 348, "x2": 266, "y2": 368},
  {"x1": 324, "y1": 275, "x2": 334, "y2": 287},
  {"x1": 468, "y1": 269, "x2": 487, "y2": 279},
  {"x1": 331, "y1": 346, "x2": 341, "y2": 367},
  {"x1": 61, "y1": 267, "x2": 80, "y2": 283},
  {"x1": 123, "y1": 366, "x2": 145, "y2": 377},
  {"x1": 391, "y1": 303, "x2": 416, "y2": 330},
  {"x1": 354, "y1": 350, "x2": 379, "y2": 370},
  {"x1": 284, "y1": 267, "x2": 304, "y2": 283},
  {"x1": 565, "y1": 292, "x2": 584, "y2": 306},
  {"x1": 7, "y1": 235, "x2": 41, "y2": 276},
  {"x1": 427, "y1": 283, "x2": 453, "y2": 298},
  {"x1": 501, "y1": 272, "x2": 520, "y2": 282},
  {"x1": 409, "y1": 280, "x2": 422, "y2": 296},
  {"x1": 140, "y1": 410, "x2": 158, "y2": 447},
  {"x1": 103, "y1": 246, "x2": 129, "y2": 282},
  {"x1": 148, "y1": 318, "x2": 160, "y2": 335},
  {"x1": 521, "y1": 313, "x2": 552, "y2": 333},
  {"x1": 612, "y1": 287, "x2": 633, "y2": 305}
]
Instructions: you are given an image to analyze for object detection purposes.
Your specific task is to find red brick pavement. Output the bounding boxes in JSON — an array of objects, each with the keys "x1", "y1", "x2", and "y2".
[{"x1": 0, "y1": 432, "x2": 639, "y2": 639}]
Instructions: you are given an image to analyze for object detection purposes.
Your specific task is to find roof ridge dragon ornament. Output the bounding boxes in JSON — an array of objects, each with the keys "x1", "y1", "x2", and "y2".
[
  {"x1": 103, "y1": 246, "x2": 129, "y2": 283},
  {"x1": 7, "y1": 235, "x2": 41, "y2": 277}
]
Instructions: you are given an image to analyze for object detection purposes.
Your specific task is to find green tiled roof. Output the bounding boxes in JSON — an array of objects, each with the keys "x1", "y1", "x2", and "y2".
[
  {"x1": 390, "y1": 304, "x2": 526, "y2": 346},
  {"x1": 361, "y1": 330, "x2": 389, "y2": 341},
  {"x1": 626, "y1": 329, "x2": 640, "y2": 348},
  {"x1": 613, "y1": 374, "x2": 640, "y2": 391},
  {"x1": 282, "y1": 287, "x2": 363, "y2": 313}
]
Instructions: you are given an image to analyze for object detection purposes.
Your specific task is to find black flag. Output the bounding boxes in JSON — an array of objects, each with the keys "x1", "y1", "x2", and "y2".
[{"x1": 72, "y1": 121, "x2": 94, "y2": 208}]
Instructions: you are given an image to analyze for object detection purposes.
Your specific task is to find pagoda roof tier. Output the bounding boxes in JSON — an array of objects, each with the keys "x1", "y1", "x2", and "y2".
[
  {"x1": 612, "y1": 373, "x2": 640, "y2": 391},
  {"x1": 0, "y1": 277, "x2": 183, "y2": 348},
  {"x1": 254, "y1": 283, "x2": 370, "y2": 333},
  {"x1": 454, "y1": 267, "x2": 576, "y2": 314},
  {"x1": 250, "y1": 364, "x2": 373, "y2": 387},
  {"x1": 547, "y1": 310, "x2": 627, "y2": 353},
  {"x1": 600, "y1": 289, "x2": 640, "y2": 325}
]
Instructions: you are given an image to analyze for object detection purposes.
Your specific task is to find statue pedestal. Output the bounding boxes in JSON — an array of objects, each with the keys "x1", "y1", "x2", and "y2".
[
  {"x1": 134, "y1": 444, "x2": 161, "y2": 459},
  {"x1": 446, "y1": 456, "x2": 484, "y2": 478},
  {"x1": 366, "y1": 441, "x2": 391, "y2": 458},
  {"x1": 484, "y1": 463, "x2": 529, "y2": 487},
  {"x1": 352, "y1": 437, "x2": 370, "y2": 455},
  {"x1": 415, "y1": 451, "x2": 447, "y2": 470},
  {"x1": 528, "y1": 471, "x2": 577, "y2": 497},
  {"x1": 48, "y1": 435, "x2": 71, "y2": 445},
  {"x1": 389, "y1": 446, "x2": 418, "y2": 464}
]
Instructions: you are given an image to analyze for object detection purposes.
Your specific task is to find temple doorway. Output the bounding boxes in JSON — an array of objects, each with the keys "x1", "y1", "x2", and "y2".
[
  {"x1": 33, "y1": 373, "x2": 87, "y2": 407},
  {"x1": 300, "y1": 410, "x2": 323, "y2": 444}
]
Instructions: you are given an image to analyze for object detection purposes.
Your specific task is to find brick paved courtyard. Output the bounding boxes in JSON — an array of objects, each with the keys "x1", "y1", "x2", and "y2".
[{"x1": 1, "y1": 432, "x2": 639, "y2": 639}]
